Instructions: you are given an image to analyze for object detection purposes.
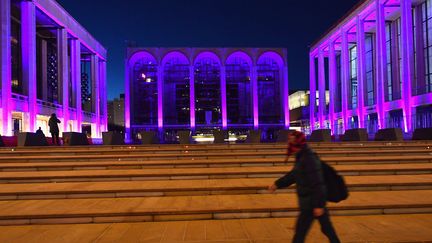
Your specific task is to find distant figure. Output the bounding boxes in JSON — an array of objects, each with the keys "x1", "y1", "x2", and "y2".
[
  {"x1": 48, "y1": 113, "x2": 61, "y2": 145},
  {"x1": 268, "y1": 131, "x2": 340, "y2": 243},
  {"x1": 36, "y1": 127, "x2": 44, "y2": 136}
]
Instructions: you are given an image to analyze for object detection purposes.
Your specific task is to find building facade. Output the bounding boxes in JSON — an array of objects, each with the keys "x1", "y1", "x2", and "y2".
[
  {"x1": 0, "y1": 0, "x2": 107, "y2": 138},
  {"x1": 310, "y1": 0, "x2": 431, "y2": 136},
  {"x1": 125, "y1": 48, "x2": 289, "y2": 141},
  {"x1": 108, "y1": 94, "x2": 125, "y2": 128}
]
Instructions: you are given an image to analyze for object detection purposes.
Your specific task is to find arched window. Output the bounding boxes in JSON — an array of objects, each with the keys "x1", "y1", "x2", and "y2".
[
  {"x1": 131, "y1": 54, "x2": 158, "y2": 125},
  {"x1": 194, "y1": 54, "x2": 221, "y2": 126},
  {"x1": 226, "y1": 54, "x2": 252, "y2": 125},
  {"x1": 257, "y1": 54, "x2": 283, "y2": 124},
  {"x1": 162, "y1": 53, "x2": 190, "y2": 125}
]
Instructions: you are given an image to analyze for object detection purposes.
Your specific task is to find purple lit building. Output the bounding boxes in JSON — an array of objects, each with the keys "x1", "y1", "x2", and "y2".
[
  {"x1": 125, "y1": 48, "x2": 289, "y2": 141},
  {"x1": 310, "y1": 0, "x2": 432, "y2": 136},
  {"x1": 0, "y1": 0, "x2": 107, "y2": 138}
]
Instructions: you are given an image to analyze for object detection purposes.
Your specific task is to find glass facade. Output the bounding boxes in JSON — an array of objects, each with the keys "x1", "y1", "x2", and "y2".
[
  {"x1": 349, "y1": 45, "x2": 358, "y2": 110},
  {"x1": 310, "y1": 0, "x2": 432, "y2": 135},
  {"x1": 422, "y1": 0, "x2": 432, "y2": 94},
  {"x1": 257, "y1": 57, "x2": 282, "y2": 124},
  {"x1": 365, "y1": 33, "x2": 375, "y2": 106},
  {"x1": 163, "y1": 57, "x2": 190, "y2": 125},
  {"x1": 226, "y1": 57, "x2": 252, "y2": 125},
  {"x1": 132, "y1": 58, "x2": 158, "y2": 125},
  {"x1": 194, "y1": 57, "x2": 221, "y2": 126}
]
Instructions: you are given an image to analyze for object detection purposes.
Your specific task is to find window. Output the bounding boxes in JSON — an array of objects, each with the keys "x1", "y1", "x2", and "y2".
[
  {"x1": 11, "y1": 18, "x2": 22, "y2": 94},
  {"x1": 349, "y1": 45, "x2": 358, "y2": 110},
  {"x1": 257, "y1": 57, "x2": 282, "y2": 124},
  {"x1": 163, "y1": 57, "x2": 190, "y2": 125},
  {"x1": 226, "y1": 57, "x2": 252, "y2": 125},
  {"x1": 132, "y1": 58, "x2": 158, "y2": 125},
  {"x1": 385, "y1": 22, "x2": 393, "y2": 101},
  {"x1": 194, "y1": 57, "x2": 221, "y2": 125},
  {"x1": 335, "y1": 54, "x2": 342, "y2": 112},
  {"x1": 422, "y1": 0, "x2": 432, "y2": 94},
  {"x1": 365, "y1": 34, "x2": 375, "y2": 106}
]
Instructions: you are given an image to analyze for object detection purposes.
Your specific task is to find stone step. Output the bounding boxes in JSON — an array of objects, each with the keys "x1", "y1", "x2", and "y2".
[
  {"x1": 0, "y1": 163, "x2": 431, "y2": 183},
  {"x1": 0, "y1": 214, "x2": 431, "y2": 242},
  {"x1": 0, "y1": 190, "x2": 431, "y2": 225},
  {"x1": 0, "y1": 175, "x2": 431, "y2": 200},
  {"x1": 1, "y1": 150, "x2": 431, "y2": 164},
  {"x1": 0, "y1": 155, "x2": 431, "y2": 172},
  {"x1": 1, "y1": 143, "x2": 431, "y2": 156}
]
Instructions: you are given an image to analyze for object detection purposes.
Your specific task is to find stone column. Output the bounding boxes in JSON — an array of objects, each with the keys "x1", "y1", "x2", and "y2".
[
  {"x1": 57, "y1": 28, "x2": 69, "y2": 132},
  {"x1": 341, "y1": 29, "x2": 350, "y2": 132},
  {"x1": 252, "y1": 65, "x2": 259, "y2": 129},
  {"x1": 328, "y1": 41, "x2": 337, "y2": 133},
  {"x1": 91, "y1": 55, "x2": 100, "y2": 137},
  {"x1": 102, "y1": 61, "x2": 108, "y2": 131},
  {"x1": 21, "y1": 0, "x2": 37, "y2": 132},
  {"x1": 356, "y1": 16, "x2": 366, "y2": 128},
  {"x1": 283, "y1": 65, "x2": 290, "y2": 128},
  {"x1": 189, "y1": 65, "x2": 195, "y2": 129},
  {"x1": 375, "y1": 0, "x2": 387, "y2": 129},
  {"x1": 70, "y1": 39, "x2": 81, "y2": 132},
  {"x1": 0, "y1": 0, "x2": 12, "y2": 135},
  {"x1": 400, "y1": 0, "x2": 414, "y2": 133},
  {"x1": 309, "y1": 54, "x2": 316, "y2": 131},
  {"x1": 221, "y1": 65, "x2": 227, "y2": 129},
  {"x1": 318, "y1": 48, "x2": 326, "y2": 128},
  {"x1": 157, "y1": 65, "x2": 163, "y2": 129}
]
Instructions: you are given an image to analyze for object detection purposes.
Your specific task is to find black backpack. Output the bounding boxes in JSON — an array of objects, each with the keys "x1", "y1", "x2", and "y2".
[{"x1": 321, "y1": 161, "x2": 349, "y2": 203}]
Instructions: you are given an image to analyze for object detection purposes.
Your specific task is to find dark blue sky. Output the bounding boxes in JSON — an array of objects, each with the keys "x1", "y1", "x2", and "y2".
[{"x1": 56, "y1": 0, "x2": 360, "y2": 100}]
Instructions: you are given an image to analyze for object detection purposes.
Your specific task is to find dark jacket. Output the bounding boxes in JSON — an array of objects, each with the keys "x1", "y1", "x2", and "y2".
[
  {"x1": 48, "y1": 117, "x2": 60, "y2": 133},
  {"x1": 275, "y1": 144, "x2": 327, "y2": 210}
]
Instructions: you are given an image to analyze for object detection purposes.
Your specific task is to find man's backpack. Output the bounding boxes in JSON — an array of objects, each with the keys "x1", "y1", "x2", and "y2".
[{"x1": 321, "y1": 161, "x2": 349, "y2": 203}]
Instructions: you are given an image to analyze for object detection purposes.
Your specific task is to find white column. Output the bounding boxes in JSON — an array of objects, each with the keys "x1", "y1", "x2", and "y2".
[
  {"x1": 91, "y1": 55, "x2": 100, "y2": 137},
  {"x1": 283, "y1": 65, "x2": 290, "y2": 128},
  {"x1": 328, "y1": 41, "x2": 337, "y2": 133},
  {"x1": 375, "y1": 0, "x2": 387, "y2": 129},
  {"x1": 21, "y1": 0, "x2": 37, "y2": 132},
  {"x1": 157, "y1": 65, "x2": 163, "y2": 129},
  {"x1": 341, "y1": 29, "x2": 350, "y2": 132},
  {"x1": 252, "y1": 65, "x2": 259, "y2": 129},
  {"x1": 221, "y1": 65, "x2": 227, "y2": 129},
  {"x1": 0, "y1": 0, "x2": 12, "y2": 135},
  {"x1": 70, "y1": 39, "x2": 81, "y2": 132},
  {"x1": 57, "y1": 28, "x2": 69, "y2": 132},
  {"x1": 318, "y1": 48, "x2": 326, "y2": 129},
  {"x1": 101, "y1": 61, "x2": 108, "y2": 131},
  {"x1": 400, "y1": 0, "x2": 414, "y2": 133},
  {"x1": 189, "y1": 65, "x2": 195, "y2": 129},
  {"x1": 309, "y1": 54, "x2": 316, "y2": 131},
  {"x1": 356, "y1": 16, "x2": 366, "y2": 128}
]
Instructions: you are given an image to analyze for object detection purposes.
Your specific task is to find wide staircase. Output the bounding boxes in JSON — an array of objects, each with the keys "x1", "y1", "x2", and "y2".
[{"x1": 0, "y1": 142, "x2": 431, "y2": 242}]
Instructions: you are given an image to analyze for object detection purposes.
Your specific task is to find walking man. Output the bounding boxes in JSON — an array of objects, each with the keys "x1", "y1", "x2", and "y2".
[{"x1": 268, "y1": 131, "x2": 340, "y2": 243}]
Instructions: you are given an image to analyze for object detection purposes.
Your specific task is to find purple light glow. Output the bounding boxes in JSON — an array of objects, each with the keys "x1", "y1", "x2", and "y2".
[
  {"x1": 224, "y1": 51, "x2": 254, "y2": 129},
  {"x1": 310, "y1": 0, "x2": 423, "y2": 135},
  {"x1": 328, "y1": 41, "x2": 337, "y2": 134},
  {"x1": 1, "y1": 0, "x2": 12, "y2": 136},
  {"x1": 21, "y1": 1, "x2": 37, "y2": 133},
  {"x1": 318, "y1": 48, "x2": 326, "y2": 128},
  {"x1": 356, "y1": 16, "x2": 365, "y2": 129},
  {"x1": 309, "y1": 54, "x2": 316, "y2": 131}
]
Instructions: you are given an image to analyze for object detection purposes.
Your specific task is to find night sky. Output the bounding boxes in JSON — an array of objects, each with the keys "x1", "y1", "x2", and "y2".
[{"x1": 56, "y1": 0, "x2": 361, "y2": 100}]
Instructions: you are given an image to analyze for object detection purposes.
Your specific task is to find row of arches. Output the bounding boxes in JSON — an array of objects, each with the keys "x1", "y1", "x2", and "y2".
[
  {"x1": 128, "y1": 50, "x2": 286, "y2": 69},
  {"x1": 128, "y1": 50, "x2": 287, "y2": 127}
]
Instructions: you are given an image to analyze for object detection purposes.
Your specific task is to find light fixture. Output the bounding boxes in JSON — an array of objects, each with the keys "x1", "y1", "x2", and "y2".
[{"x1": 141, "y1": 73, "x2": 146, "y2": 79}]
